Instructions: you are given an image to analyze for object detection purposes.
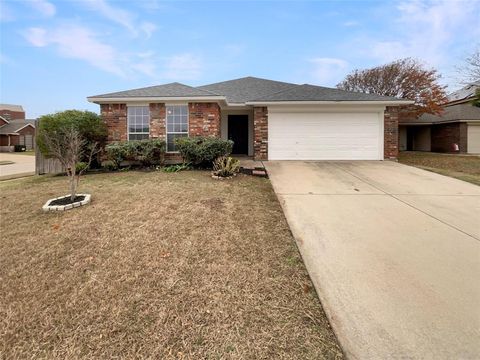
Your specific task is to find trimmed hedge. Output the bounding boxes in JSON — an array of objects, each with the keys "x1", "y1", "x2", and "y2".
[
  {"x1": 175, "y1": 137, "x2": 233, "y2": 167},
  {"x1": 105, "y1": 139, "x2": 166, "y2": 168}
]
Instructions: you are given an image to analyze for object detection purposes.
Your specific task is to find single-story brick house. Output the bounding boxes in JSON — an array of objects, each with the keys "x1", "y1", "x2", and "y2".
[
  {"x1": 399, "y1": 81, "x2": 480, "y2": 154},
  {"x1": 0, "y1": 116, "x2": 36, "y2": 152},
  {"x1": 88, "y1": 77, "x2": 412, "y2": 161}
]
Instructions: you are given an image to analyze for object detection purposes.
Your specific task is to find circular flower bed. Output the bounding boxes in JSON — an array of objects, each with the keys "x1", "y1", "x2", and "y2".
[{"x1": 42, "y1": 194, "x2": 91, "y2": 212}]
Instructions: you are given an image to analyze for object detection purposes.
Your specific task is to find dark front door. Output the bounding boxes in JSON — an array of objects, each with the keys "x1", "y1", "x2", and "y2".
[{"x1": 228, "y1": 115, "x2": 249, "y2": 154}]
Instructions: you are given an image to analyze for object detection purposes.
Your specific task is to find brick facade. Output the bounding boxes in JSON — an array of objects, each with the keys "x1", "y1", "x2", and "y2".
[
  {"x1": 0, "y1": 109, "x2": 25, "y2": 121},
  {"x1": 384, "y1": 106, "x2": 399, "y2": 159},
  {"x1": 253, "y1": 106, "x2": 268, "y2": 160},
  {"x1": 149, "y1": 103, "x2": 166, "y2": 139},
  {"x1": 431, "y1": 123, "x2": 467, "y2": 153},
  {"x1": 99, "y1": 102, "x2": 400, "y2": 160},
  {"x1": 0, "y1": 125, "x2": 35, "y2": 147},
  {"x1": 101, "y1": 102, "x2": 222, "y2": 143},
  {"x1": 188, "y1": 103, "x2": 221, "y2": 137},
  {"x1": 100, "y1": 104, "x2": 127, "y2": 142}
]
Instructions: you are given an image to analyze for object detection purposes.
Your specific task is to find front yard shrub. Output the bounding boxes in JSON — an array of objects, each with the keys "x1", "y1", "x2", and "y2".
[
  {"x1": 212, "y1": 156, "x2": 240, "y2": 178},
  {"x1": 175, "y1": 136, "x2": 233, "y2": 167},
  {"x1": 105, "y1": 139, "x2": 166, "y2": 169},
  {"x1": 37, "y1": 110, "x2": 107, "y2": 166}
]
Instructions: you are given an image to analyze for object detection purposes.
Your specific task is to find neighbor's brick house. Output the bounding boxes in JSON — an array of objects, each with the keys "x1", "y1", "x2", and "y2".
[
  {"x1": 0, "y1": 104, "x2": 36, "y2": 152},
  {"x1": 398, "y1": 81, "x2": 480, "y2": 154},
  {"x1": 89, "y1": 77, "x2": 411, "y2": 161}
]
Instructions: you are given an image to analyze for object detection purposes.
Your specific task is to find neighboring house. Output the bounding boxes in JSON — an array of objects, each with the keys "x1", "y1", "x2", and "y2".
[
  {"x1": 0, "y1": 104, "x2": 26, "y2": 121},
  {"x1": 0, "y1": 117, "x2": 36, "y2": 152},
  {"x1": 88, "y1": 77, "x2": 412, "y2": 161},
  {"x1": 399, "y1": 81, "x2": 480, "y2": 154}
]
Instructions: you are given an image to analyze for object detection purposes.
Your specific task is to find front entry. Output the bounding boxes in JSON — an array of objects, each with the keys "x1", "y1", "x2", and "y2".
[{"x1": 228, "y1": 115, "x2": 249, "y2": 155}]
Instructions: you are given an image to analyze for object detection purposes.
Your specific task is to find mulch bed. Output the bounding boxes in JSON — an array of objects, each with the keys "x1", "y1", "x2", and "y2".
[{"x1": 48, "y1": 195, "x2": 86, "y2": 206}]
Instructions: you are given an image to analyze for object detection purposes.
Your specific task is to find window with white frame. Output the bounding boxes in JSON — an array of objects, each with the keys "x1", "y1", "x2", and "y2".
[
  {"x1": 128, "y1": 106, "x2": 150, "y2": 140},
  {"x1": 166, "y1": 105, "x2": 188, "y2": 152}
]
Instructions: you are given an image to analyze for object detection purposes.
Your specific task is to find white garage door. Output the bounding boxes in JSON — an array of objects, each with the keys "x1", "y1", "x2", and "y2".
[
  {"x1": 467, "y1": 125, "x2": 480, "y2": 154},
  {"x1": 268, "y1": 112, "x2": 383, "y2": 160}
]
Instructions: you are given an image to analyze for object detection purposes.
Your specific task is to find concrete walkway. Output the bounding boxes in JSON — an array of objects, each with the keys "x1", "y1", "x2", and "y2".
[
  {"x1": 265, "y1": 160, "x2": 480, "y2": 359},
  {"x1": 0, "y1": 153, "x2": 35, "y2": 180}
]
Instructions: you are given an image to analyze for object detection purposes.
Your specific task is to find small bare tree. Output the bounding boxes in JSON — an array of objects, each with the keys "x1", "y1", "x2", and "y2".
[{"x1": 40, "y1": 126, "x2": 99, "y2": 202}]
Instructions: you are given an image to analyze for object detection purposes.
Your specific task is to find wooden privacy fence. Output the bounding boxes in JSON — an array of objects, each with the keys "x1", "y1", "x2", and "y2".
[
  {"x1": 34, "y1": 119, "x2": 64, "y2": 175},
  {"x1": 35, "y1": 149, "x2": 64, "y2": 175}
]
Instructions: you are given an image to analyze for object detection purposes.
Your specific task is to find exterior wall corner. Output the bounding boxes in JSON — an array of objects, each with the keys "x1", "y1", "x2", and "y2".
[
  {"x1": 253, "y1": 106, "x2": 268, "y2": 160},
  {"x1": 384, "y1": 106, "x2": 399, "y2": 159}
]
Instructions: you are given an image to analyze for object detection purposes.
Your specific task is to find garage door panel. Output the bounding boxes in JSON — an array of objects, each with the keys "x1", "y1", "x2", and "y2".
[
  {"x1": 467, "y1": 125, "x2": 480, "y2": 154},
  {"x1": 268, "y1": 112, "x2": 382, "y2": 160}
]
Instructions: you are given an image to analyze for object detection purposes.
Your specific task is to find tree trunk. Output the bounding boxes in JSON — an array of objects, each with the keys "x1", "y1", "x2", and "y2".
[{"x1": 69, "y1": 169, "x2": 77, "y2": 202}]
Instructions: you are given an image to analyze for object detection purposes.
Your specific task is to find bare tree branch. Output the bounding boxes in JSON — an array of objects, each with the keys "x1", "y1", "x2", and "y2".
[{"x1": 456, "y1": 47, "x2": 480, "y2": 85}]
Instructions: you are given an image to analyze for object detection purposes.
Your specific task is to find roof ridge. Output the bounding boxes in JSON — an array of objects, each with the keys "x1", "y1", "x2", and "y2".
[
  {"x1": 251, "y1": 83, "x2": 301, "y2": 100},
  {"x1": 199, "y1": 76, "x2": 298, "y2": 88},
  {"x1": 192, "y1": 86, "x2": 221, "y2": 96}
]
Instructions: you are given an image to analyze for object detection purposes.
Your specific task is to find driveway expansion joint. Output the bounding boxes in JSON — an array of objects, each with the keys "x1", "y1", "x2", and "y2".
[{"x1": 332, "y1": 163, "x2": 480, "y2": 242}]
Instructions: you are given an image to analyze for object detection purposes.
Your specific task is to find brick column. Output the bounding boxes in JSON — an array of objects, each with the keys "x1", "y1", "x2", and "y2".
[
  {"x1": 254, "y1": 106, "x2": 268, "y2": 160},
  {"x1": 149, "y1": 103, "x2": 166, "y2": 139},
  {"x1": 384, "y1": 106, "x2": 399, "y2": 159},
  {"x1": 100, "y1": 104, "x2": 127, "y2": 142},
  {"x1": 188, "y1": 103, "x2": 221, "y2": 137}
]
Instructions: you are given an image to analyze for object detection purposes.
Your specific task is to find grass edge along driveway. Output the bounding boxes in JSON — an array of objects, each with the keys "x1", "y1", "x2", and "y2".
[{"x1": 0, "y1": 170, "x2": 343, "y2": 359}]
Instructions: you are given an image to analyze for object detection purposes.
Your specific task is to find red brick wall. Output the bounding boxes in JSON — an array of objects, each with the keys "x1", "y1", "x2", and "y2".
[
  {"x1": 384, "y1": 106, "x2": 399, "y2": 159},
  {"x1": 100, "y1": 104, "x2": 127, "y2": 142},
  {"x1": 149, "y1": 103, "x2": 166, "y2": 139},
  {"x1": 0, "y1": 117, "x2": 8, "y2": 126},
  {"x1": 0, "y1": 126, "x2": 35, "y2": 146},
  {"x1": 188, "y1": 103, "x2": 221, "y2": 137},
  {"x1": 431, "y1": 123, "x2": 467, "y2": 153},
  {"x1": 0, "y1": 110, "x2": 25, "y2": 120},
  {"x1": 253, "y1": 106, "x2": 268, "y2": 160},
  {"x1": 18, "y1": 126, "x2": 35, "y2": 136}
]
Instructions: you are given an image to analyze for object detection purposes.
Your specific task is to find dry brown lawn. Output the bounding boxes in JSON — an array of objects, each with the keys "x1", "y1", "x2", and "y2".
[
  {"x1": 0, "y1": 170, "x2": 343, "y2": 359},
  {"x1": 399, "y1": 151, "x2": 480, "y2": 186}
]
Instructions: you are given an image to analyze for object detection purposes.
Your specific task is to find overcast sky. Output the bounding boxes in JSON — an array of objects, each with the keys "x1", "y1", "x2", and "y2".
[{"x1": 1, "y1": 0, "x2": 479, "y2": 118}]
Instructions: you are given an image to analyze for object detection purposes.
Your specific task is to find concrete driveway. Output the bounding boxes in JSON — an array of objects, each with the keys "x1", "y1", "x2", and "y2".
[
  {"x1": 0, "y1": 153, "x2": 35, "y2": 180},
  {"x1": 265, "y1": 161, "x2": 480, "y2": 359}
]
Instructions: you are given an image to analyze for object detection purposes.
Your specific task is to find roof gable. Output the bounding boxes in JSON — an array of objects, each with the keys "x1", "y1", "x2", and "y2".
[
  {"x1": 198, "y1": 76, "x2": 297, "y2": 103},
  {"x1": 0, "y1": 119, "x2": 35, "y2": 135},
  {"x1": 90, "y1": 82, "x2": 220, "y2": 98}
]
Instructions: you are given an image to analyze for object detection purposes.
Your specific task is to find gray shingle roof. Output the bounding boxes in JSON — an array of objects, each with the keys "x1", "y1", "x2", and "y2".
[
  {"x1": 250, "y1": 84, "x2": 403, "y2": 102},
  {"x1": 198, "y1": 77, "x2": 296, "y2": 103},
  {"x1": 406, "y1": 104, "x2": 480, "y2": 124},
  {"x1": 89, "y1": 76, "x2": 410, "y2": 103},
  {"x1": 448, "y1": 81, "x2": 480, "y2": 103},
  {"x1": 0, "y1": 119, "x2": 35, "y2": 134},
  {"x1": 90, "y1": 82, "x2": 220, "y2": 98}
]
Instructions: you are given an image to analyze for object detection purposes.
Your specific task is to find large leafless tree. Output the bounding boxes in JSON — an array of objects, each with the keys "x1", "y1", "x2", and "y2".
[
  {"x1": 337, "y1": 58, "x2": 448, "y2": 116},
  {"x1": 456, "y1": 48, "x2": 480, "y2": 84}
]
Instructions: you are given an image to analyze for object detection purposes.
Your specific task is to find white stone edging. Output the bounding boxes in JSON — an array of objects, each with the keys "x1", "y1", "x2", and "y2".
[{"x1": 42, "y1": 194, "x2": 91, "y2": 212}]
